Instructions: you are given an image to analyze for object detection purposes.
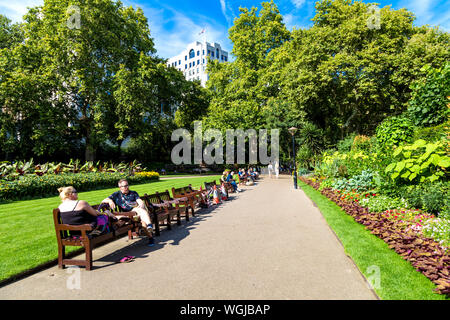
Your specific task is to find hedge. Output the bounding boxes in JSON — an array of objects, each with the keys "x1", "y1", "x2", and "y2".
[{"x1": 0, "y1": 171, "x2": 159, "y2": 202}]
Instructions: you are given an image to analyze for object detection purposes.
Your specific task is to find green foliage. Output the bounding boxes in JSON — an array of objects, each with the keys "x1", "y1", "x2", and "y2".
[
  {"x1": 0, "y1": 159, "x2": 145, "y2": 181},
  {"x1": 360, "y1": 194, "x2": 409, "y2": 213},
  {"x1": 384, "y1": 139, "x2": 449, "y2": 183},
  {"x1": 400, "y1": 182, "x2": 449, "y2": 214},
  {"x1": 422, "y1": 219, "x2": 450, "y2": 248},
  {"x1": 421, "y1": 182, "x2": 449, "y2": 214},
  {"x1": 337, "y1": 133, "x2": 356, "y2": 153},
  {"x1": 412, "y1": 121, "x2": 449, "y2": 143},
  {"x1": 0, "y1": 172, "x2": 159, "y2": 202},
  {"x1": 407, "y1": 64, "x2": 450, "y2": 127},
  {"x1": 331, "y1": 170, "x2": 376, "y2": 192},
  {"x1": 375, "y1": 116, "x2": 415, "y2": 150}
]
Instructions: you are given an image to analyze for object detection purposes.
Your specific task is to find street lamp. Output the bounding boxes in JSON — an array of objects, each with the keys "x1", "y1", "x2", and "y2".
[{"x1": 288, "y1": 127, "x2": 298, "y2": 189}]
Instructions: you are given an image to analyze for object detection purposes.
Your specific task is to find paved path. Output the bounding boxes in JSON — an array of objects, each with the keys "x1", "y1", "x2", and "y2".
[{"x1": 0, "y1": 176, "x2": 378, "y2": 300}]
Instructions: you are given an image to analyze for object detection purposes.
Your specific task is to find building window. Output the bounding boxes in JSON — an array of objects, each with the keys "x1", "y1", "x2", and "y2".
[
  {"x1": 211, "y1": 51, "x2": 214, "y2": 58},
  {"x1": 197, "y1": 68, "x2": 199, "y2": 74},
  {"x1": 197, "y1": 59, "x2": 200, "y2": 65},
  {"x1": 185, "y1": 55, "x2": 187, "y2": 60},
  {"x1": 179, "y1": 60, "x2": 181, "y2": 64},
  {"x1": 203, "y1": 59, "x2": 205, "y2": 64},
  {"x1": 192, "y1": 61, "x2": 195, "y2": 66},
  {"x1": 189, "y1": 49, "x2": 195, "y2": 59},
  {"x1": 197, "y1": 50, "x2": 200, "y2": 56},
  {"x1": 185, "y1": 64, "x2": 187, "y2": 69},
  {"x1": 203, "y1": 50, "x2": 205, "y2": 55},
  {"x1": 216, "y1": 48, "x2": 219, "y2": 59}
]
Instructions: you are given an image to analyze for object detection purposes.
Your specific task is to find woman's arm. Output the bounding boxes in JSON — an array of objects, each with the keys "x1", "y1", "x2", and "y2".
[{"x1": 79, "y1": 201, "x2": 99, "y2": 217}]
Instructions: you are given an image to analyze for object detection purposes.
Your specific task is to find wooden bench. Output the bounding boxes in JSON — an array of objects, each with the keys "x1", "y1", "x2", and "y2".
[
  {"x1": 203, "y1": 180, "x2": 222, "y2": 200},
  {"x1": 238, "y1": 174, "x2": 248, "y2": 185},
  {"x1": 141, "y1": 192, "x2": 181, "y2": 236},
  {"x1": 186, "y1": 184, "x2": 209, "y2": 206},
  {"x1": 53, "y1": 203, "x2": 141, "y2": 271},
  {"x1": 171, "y1": 186, "x2": 199, "y2": 217}
]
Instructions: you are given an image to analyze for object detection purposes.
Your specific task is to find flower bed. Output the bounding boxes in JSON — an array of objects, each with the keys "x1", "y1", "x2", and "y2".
[
  {"x1": 0, "y1": 171, "x2": 159, "y2": 202},
  {"x1": 300, "y1": 176, "x2": 450, "y2": 296}
]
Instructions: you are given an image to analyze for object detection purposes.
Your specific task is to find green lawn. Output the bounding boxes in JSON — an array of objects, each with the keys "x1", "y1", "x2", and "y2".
[
  {"x1": 0, "y1": 175, "x2": 221, "y2": 283},
  {"x1": 299, "y1": 180, "x2": 448, "y2": 300}
]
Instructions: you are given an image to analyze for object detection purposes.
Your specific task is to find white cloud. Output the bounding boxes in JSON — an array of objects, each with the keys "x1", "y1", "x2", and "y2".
[
  {"x1": 0, "y1": 0, "x2": 43, "y2": 22},
  {"x1": 291, "y1": 0, "x2": 306, "y2": 9},
  {"x1": 125, "y1": 0, "x2": 231, "y2": 59},
  {"x1": 219, "y1": 0, "x2": 235, "y2": 27}
]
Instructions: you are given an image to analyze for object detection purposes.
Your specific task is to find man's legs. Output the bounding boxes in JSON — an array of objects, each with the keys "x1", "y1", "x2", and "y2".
[{"x1": 133, "y1": 207, "x2": 155, "y2": 246}]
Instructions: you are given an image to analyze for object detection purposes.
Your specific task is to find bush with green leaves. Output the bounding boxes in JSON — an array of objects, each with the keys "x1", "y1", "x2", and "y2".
[
  {"x1": 360, "y1": 195, "x2": 409, "y2": 213},
  {"x1": 399, "y1": 182, "x2": 449, "y2": 214},
  {"x1": 0, "y1": 172, "x2": 159, "y2": 202},
  {"x1": 375, "y1": 116, "x2": 414, "y2": 150},
  {"x1": 412, "y1": 121, "x2": 449, "y2": 143},
  {"x1": 385, "y1": 139, "x2": 449, "y2": 183},
  {"x1": 331, "y1": 170, "x2": 376, "y2": 192},
  {"x1": 407, "y1": 63, "x2": 450, "y2": 127},
  {"x1": 421, "y1": 182, "x2": 449, "y2": 214}
]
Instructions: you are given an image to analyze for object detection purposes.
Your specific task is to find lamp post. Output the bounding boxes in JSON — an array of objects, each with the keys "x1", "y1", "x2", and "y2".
[{"x1": 288, "y1": 127, "x2": 298, "y2": 189}]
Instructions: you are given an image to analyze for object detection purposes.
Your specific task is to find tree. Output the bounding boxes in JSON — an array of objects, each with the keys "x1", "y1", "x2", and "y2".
[
  {"x1": 18, "y1": 0, "x2": 156, "y2": 161},
  {"x1": 204, "y1": 0, "x2": 291, "y2": 134}
]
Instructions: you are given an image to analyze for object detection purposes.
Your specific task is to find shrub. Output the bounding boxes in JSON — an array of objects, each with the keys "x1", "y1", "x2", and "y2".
[
  {"x1": 421, "y1": 182, "x2": 449, "y2": 214},
  {"x1": 0, "y1": 171, "x2": 159, "y2": 202},
  {"x1": 337, "y1": 133, "x2": 356, "y2": 153},
  {"x1": 375, "y1": 116, "x2": 414, "y2": 150},
  {"x1": 360, "y1": 195, "x2": 409, "y2": 213},
  {"x1": 351, "y1": 135, "x2": 373, "y2": 152},
  {"x1": 331, "y1": 170, "x2": 376, "y2": 192},
  {"x1": 413, "y1": 121, "x2": 449, "y2": 143},
  {"x1": 384, "y1": 139, "x2": 449, "y2": 183},
  {"x1": 407, "y1": 63, "x2": 450, "y2": 127}
]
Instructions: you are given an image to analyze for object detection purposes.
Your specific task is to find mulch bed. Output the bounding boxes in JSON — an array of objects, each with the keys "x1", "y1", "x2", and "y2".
[{"x1": 300, "y1": 177, "x2": 450, "y2": 296}]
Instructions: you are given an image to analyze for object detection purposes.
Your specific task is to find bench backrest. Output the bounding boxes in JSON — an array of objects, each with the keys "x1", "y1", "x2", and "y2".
[
  {"x1": 204, "y1": 181, "x2": 218, "y2": 191},
  {"x1": 172, "y1": 186, "x2": 190, "y2": 196},
  {"x1": 157, "y1": 190, "x2": 173, "y2": 202}
]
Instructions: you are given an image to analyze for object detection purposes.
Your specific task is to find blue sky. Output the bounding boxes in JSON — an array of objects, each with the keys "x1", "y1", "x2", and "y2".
[{"x1": 1, "y1": 0, "x2": 449, "y2": 59}]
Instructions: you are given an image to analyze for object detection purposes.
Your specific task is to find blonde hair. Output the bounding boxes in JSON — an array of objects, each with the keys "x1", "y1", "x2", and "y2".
[{"x1": 58, "y1": 186, "x2": 77, "y2": 201}]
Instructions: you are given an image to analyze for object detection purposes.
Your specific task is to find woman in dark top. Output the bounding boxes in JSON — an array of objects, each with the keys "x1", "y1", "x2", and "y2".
[{"x1": 58, "y1": 186, "x2": 100, "y2": 228}]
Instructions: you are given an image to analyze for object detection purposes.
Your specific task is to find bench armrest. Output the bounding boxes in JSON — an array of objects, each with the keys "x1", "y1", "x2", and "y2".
[{"x1": 56, "y1": 223, "x2": 93, "y2": 231}]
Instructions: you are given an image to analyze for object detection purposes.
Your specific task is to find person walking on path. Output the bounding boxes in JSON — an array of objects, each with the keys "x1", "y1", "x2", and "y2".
[
  {"x1": 102, "y1": 179, "x2": 155, "y2": 246},
  {"x1": 268, "y1": 161, "x2": 273, "y2": 179}
]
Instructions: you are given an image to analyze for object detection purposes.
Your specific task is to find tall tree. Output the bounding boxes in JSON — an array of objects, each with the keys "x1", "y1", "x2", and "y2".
[{"x1": 19, "y1": 0, "x2": 156, "y2": 160}]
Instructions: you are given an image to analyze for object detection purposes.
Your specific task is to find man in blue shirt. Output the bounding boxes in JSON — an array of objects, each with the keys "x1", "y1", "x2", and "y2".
[{"x1": 102, "y1": 179, "x2": 155, "y2": 246}]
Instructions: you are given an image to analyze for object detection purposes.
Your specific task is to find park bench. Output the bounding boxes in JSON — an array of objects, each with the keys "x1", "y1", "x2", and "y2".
[
  {"x1": 141, "y1": 192, "x2": 181, "y2": 236},
  {"x1": 238, "y1": 174, "x2": 248, "y2": 186},
  {"x1": 53, "y1": 203, "x2": 141, "y2": 271},
  {"x1": 171, "y1": 186, "x2": 199, "y2": 217},
  {"x1": 159, "y1": 189, "x2": 193, "y2": 221},
  {"x1": 203, "y1": 180, "x2": 222, "y2": 200}
]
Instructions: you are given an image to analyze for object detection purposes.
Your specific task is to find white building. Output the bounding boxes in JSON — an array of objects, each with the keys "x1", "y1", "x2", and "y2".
[{"x1": 167, "y1": 41, "x2": 229, "y2": 87}]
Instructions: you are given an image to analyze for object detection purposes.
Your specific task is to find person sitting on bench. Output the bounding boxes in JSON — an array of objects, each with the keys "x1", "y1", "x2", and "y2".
[
  {"x1": 226, "y1": 171, "x2": 242, "y2": 192},
  {"x1": 102, "y1": 179, "x2": 155, "y2": 247}
]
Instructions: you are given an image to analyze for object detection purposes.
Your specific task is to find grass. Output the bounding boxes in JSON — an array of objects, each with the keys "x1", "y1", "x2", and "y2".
[
  {"x1": 298, "y1": 180, "x2": 449, "y2": 300},
  {"x1": 0, "y1": 175, "x2": 221, "y2": 283}
]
